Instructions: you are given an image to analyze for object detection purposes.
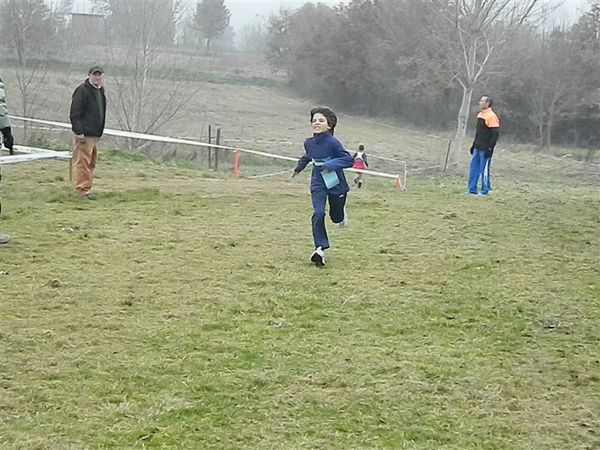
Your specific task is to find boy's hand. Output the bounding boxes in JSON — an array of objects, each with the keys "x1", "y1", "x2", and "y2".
[{"x1": 291, "y1": 171, "x2": 298, "y2": 178}]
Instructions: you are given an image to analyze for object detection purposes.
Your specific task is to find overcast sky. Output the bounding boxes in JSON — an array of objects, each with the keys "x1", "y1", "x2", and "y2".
[
  {"x1": 224, "y1": 0, "x2": 338, "y2": 30},
  {"x1": 68, "y1": 1, "x2": 339, "y2": 28},
  {"x1": 67, "y1": 0, "x2": 592, "y2": 32},
  {"x1": 224, "y1": 0, "x2": 591, "y2": 31}
]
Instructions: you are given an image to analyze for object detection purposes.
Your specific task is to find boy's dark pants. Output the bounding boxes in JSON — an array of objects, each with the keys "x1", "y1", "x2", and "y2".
[{"x1": 311, "y1": 189, "x2": 347, "y2": 250}]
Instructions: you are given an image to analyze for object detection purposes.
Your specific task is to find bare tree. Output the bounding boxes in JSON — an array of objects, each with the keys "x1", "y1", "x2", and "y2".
[
  {"x1": 96, "y1": 0, "x2": 200, "y2": 150},
  {"x1": 425, "y1": 0, "x2": 542, "y2": 168},
  {"x1": 0, "y1": 0, "x2": 58, "y2": 137},
  {"x1": 239, "y1": 19, "x2": 268, "y2": 54},
  {"x1": 528, "y1": 28, "x2": 577, "y2": 150}
]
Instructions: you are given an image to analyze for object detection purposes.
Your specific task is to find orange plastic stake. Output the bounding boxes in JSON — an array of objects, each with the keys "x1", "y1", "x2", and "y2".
[
  {"x1": 233, "y1": 149, "x2": 240, "y2": 179},
  {"x1": 394, "y1": 175, "x2": 402, "y2": 191}
]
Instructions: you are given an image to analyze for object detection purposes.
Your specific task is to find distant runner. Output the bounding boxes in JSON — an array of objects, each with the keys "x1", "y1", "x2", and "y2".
[{"x1": 352, "y1": 144, "x2": 369, "y2": 188}]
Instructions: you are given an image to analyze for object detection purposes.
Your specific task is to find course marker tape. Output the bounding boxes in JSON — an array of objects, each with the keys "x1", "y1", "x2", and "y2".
[
  {"x1": 10, "y1": 116, "x2": 405, "y2": 185},
  {"x1": 0, "y1": 145, "x2": 71, "y2": 165}
]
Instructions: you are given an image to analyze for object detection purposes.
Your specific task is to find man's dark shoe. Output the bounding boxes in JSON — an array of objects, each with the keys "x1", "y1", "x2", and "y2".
[{"x1": 82, "y1": 192, "x2": 97, "y2": 200}]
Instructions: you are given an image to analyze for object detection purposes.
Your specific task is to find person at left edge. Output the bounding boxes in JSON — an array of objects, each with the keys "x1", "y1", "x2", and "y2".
[
  {"x1": 292, "y1": 107, "x2": 354, "y2": 267},
  {"x1": 69, "y1": 65, "x2": 107, "y2": 200},
  {"x1": 0, "y1": 76, "x2": 13, "y2": 243},
  {"x1": 0, "y1": 76, "x2": 15, "y2": 155}
]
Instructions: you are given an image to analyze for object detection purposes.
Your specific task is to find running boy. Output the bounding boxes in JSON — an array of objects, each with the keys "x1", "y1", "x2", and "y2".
[{"x1": 292, "y1": 107, "x2": 354, "y2": 267}]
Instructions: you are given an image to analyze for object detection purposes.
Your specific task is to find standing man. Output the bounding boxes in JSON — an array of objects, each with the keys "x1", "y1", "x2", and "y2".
[
  {"x1": 468, "y1": 95, "x2": 499, "y2": 196},
  {"x1": 69, "y1": 66, "x2": 106, "y2": 200}
]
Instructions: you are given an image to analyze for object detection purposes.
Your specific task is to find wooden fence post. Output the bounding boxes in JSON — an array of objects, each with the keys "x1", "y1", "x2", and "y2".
[
  {"x1": 443, "y1": 139, "x2": 452, "y2": 172},
  {"x1": 208, "y1": 125, "x2": 212, "y2": 169},
  {"x1": 215, "y1": 127, "x2": 221, "y2": 170}
]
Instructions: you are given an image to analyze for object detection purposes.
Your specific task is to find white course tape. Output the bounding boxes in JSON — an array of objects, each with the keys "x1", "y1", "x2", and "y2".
[
  {"x1": 9, "y1": 116, "x2": 404, "y2": 182},
  {"x1": 0, "y1": 145, "x2": 71, "y2": 165},
  {"x1": 12, "y1": 144, "x2": 72, "y2": 156},
  {"x1": 0, "y1": 153, "x2": 69, "y2": 165},
  {"x1": 9, "y1": 115, "x2": 298, "y2": 162},
  {"x1": 247, "y1": 168, "x2": 295, "y2": 179}
]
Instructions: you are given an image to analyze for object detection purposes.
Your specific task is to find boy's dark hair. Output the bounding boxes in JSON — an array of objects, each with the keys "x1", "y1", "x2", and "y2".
[
  {"x1": 484, "y1": 96, "x2": 493, "y2": 107},
  {"x1": 358, "y1": 144, "x2": 365, "y2": 151},
  {"x1": 310, "y1": 106, "x2": 337, "y2": 134}
]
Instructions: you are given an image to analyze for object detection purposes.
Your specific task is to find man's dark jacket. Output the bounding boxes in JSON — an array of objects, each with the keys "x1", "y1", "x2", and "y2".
[{"x1": 69, "y1": 80, "x2": 106, "y2": 137}]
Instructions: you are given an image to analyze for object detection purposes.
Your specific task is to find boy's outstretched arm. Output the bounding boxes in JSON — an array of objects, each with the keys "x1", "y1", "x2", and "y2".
[
  {"x1": 292, "y1": 144, "x2": 311, "y2": 176},
  {"x1": 323, "y1": 142, "x2": 354, "y2": 171}
]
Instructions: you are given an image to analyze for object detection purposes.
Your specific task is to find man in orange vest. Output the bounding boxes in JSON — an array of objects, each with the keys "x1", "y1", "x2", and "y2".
[{"x1": 468, "y1": 95, "x2": 499, "y2": 196}]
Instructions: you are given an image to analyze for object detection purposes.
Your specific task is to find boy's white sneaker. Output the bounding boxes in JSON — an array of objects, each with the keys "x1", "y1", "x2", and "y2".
[
  {"x1": 310, "y1": 247, "x2": 326, "y2": 266},
  {"x1": 338, "y1": 207, "x2": 348, "y2": 228}
]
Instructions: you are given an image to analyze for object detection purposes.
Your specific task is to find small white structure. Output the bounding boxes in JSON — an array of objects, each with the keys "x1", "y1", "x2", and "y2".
[{"x1": 71, "y1": 0, "x2": 105, "y2": 45}]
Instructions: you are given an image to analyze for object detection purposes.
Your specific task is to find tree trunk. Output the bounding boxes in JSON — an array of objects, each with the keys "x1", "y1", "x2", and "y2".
[
  {"x1": 448, "y1": 85, "x2": 474, "y2": 169},
  {"x1": 537, "y1": 95, "x2": 545, "y2": 150},
  {"x1": 545, "y1": 117, "x2": 553, "y2": 152},
  {"x1": 545, "y1": 86, "x2": 563, "y2": 152}
]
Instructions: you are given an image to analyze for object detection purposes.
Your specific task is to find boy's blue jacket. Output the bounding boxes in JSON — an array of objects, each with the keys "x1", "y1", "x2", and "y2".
[{"x1": 294, "y1": 131, "x2": 354, "y2": 194}]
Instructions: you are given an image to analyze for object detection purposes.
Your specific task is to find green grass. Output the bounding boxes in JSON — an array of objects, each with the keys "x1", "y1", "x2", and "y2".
[{"x1": 0, "y1": 152, "x2": 598, "y2": 449}]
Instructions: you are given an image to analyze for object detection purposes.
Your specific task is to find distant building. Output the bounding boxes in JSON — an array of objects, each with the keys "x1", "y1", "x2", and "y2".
[{"x1": 70, "y1": 1, "x2": 105, "y2": 45}]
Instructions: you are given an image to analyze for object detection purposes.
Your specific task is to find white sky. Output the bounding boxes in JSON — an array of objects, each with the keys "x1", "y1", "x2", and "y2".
[
  {"x1": 224, "y1": 0, "x2": 592, "y2": 31},
  {"x1": 66, "y1": 1, "x2": 339, "y2": 28},
  {"x1": 66, "y1": 0, "x2": 593, "y2": 32},
  {"x1": 224, "y1": 1, "x2": 339, "y2": 30}
]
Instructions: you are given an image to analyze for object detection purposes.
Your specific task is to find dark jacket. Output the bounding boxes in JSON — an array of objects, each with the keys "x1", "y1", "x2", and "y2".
[
  {"x1": 472, "y1": 107, "x2": 500, "y2": 155},
  {"x1": 0, "y1": 78, "x2": 10, "y2": 129},
  {"x1": 294, "y1": 131, "x2": 354, "y2": 195},
  {"x1": 69, "y1": 79, "x2": 106, "y2": 137}
]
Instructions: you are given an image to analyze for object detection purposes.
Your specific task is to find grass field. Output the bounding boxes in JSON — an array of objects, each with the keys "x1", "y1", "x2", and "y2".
[{"x1": 0, "y1": 148, "x2": 598, "y2": 449}]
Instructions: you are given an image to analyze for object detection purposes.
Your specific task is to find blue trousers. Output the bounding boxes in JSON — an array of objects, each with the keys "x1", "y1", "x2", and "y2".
[
  {"x1": 311, "y1": 190, "x2": 347, "y2": 250},
  {"x1": 468, "y1": 149, "x2": 491, "y2": 194}
]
